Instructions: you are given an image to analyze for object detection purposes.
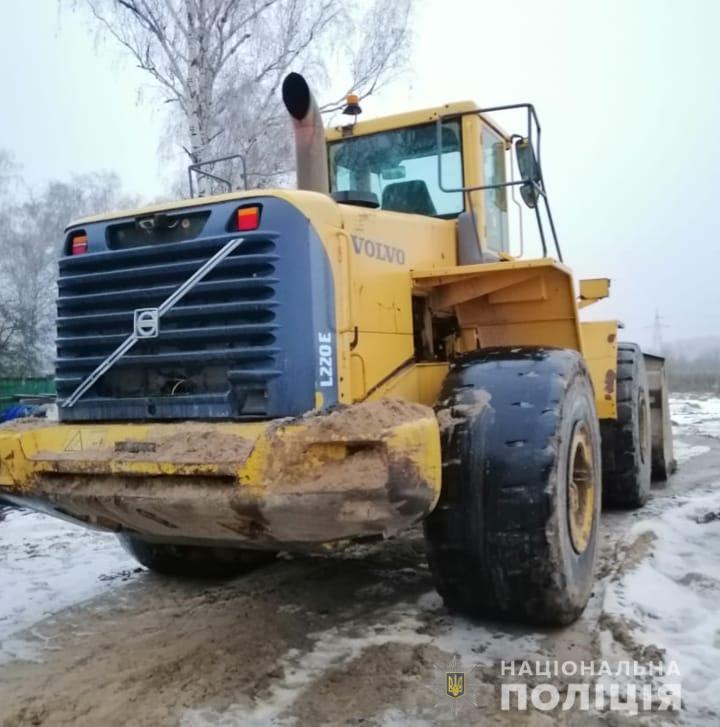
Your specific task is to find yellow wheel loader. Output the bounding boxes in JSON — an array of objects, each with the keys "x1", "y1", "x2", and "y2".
[{"x1": 0, "y1": 74, "x2": 674, "y2": 625}]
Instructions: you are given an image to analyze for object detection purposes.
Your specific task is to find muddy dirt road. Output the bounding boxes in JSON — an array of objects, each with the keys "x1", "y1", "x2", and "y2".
[{"x1": 1, "y1": 396, "x2": 719, "y2": 726}]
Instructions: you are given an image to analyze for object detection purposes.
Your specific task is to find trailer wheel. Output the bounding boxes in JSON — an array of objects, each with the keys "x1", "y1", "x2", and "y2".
[
  {"x1": 117, "y1": 534, "x2": 276, "y2": 578},
  {"x1": 601, "y1": 343, "x2": 652, "y2": 508},
  {"x1": 424, "y1": 348, "x2": 602, "y2": 626}
]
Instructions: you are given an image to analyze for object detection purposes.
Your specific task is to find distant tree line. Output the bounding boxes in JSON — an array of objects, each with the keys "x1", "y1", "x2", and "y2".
[
  {"x1": 0, "y1": 152, "x2": 135, "y2": 376},
  {"x1": 665, "y1": 349, "x2": 720, "y2": 393}
]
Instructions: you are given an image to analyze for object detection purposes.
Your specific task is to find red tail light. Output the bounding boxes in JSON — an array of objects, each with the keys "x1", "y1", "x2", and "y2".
[
  {"x1": 235, "y1": 206, "x2": 260, "y2": 232},
  {"x1": 70, "y1": 233, "x2": 88, "y2": 255}
]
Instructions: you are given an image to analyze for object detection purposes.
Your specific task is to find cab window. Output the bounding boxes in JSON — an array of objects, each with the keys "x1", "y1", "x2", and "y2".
[
  {"x1": 329, "y1": 121, "x2": 464, "y2": 218},
  {"x1": 482, "y1": 126, "x2": 509, "y2": 252}
]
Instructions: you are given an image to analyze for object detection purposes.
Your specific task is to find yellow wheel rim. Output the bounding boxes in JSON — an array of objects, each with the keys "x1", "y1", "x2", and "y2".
[{"x1": 567, "y1": 422, "x2": 595, "y2": 554}]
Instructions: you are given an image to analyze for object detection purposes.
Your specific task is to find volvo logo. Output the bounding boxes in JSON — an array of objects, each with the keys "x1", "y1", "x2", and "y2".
[
  {"x1": 134, "y1": 308, "x2": 159, "y2": 338},
  {"x1": 351, "y1": 235, "x2": 406, "y2": 265}
]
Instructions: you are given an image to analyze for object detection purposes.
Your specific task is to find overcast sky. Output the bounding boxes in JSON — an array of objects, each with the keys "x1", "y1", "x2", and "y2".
[{"x1": 1, "y1": 0, "x2": 719, "y2": 348}]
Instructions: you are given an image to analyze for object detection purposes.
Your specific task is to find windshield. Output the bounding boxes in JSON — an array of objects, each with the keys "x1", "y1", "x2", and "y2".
[{"x1": 328, "y1": 120, "x2": 464, "y2": 218}]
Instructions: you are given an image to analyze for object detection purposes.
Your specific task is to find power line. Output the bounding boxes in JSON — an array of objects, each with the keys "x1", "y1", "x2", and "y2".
[{"x1": 644, "y1": 308, "x2": 669, "y2": 353}]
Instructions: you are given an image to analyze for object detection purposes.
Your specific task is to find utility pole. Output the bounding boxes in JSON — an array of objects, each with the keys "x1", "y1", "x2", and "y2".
[{"x1": 650, "y1": 309, "x2": 668, "y2": 354}]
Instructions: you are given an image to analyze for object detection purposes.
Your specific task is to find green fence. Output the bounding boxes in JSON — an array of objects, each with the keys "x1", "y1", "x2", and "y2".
[{"x1": 0, "y1": 377, "x2": 56, "y2": 412}]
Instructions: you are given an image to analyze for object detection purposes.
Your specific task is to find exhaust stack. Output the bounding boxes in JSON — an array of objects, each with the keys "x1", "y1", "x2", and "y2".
[{"x1": 282, "y1": 73, "x2": 329, "y2": 195}]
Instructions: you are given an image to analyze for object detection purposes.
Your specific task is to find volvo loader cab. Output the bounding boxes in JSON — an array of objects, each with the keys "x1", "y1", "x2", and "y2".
[
  {"x1": 0, "y1": 73, "x2": 674, "y2": 626},
  {"x1": 328, "y1": 101, "x2": 512, "y2": 254}
]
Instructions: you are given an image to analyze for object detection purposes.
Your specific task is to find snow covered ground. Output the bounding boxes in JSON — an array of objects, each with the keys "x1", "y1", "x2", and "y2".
[
  {"x1": 671, "y1": 395, "x2": 716, "y2": 464},
  {"x1": 0, "y1": 508, "x2": 137, "y2": 663},
  {"x1": 670, "y1": 394, "x2": 720, "y2": 439},
  {"x1": 0, "y1": 393, "x2": 718, "y2": 725},
  {"x1": 602, "y1": 487, "x2": 720, "y2": 723},
  {"x1": 596, "y1": 395, "x2": 720, "y2": 724}
]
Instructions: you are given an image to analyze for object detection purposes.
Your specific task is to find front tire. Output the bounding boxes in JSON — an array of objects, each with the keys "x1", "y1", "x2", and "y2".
[
  {"x1": 118, "y1": 534, "x2": 276, "y2": 578},
  {"x1": 424, "y1": 348, "x2": 602, "y2": 626}
]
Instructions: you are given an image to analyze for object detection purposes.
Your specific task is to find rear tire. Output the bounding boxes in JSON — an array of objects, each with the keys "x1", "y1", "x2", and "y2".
[
  {"x1": 424, "y1": 348, "x2": 602, "y2": 626},
  {"x1": 601, "y1": 343, "x2": 652, "y2": 508},
  {"x1": 118, "y1": 534, "x2": 276, "y2": 578}
]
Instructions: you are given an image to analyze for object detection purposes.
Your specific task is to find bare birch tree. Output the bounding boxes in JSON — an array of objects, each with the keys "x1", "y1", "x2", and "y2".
[{"x1": 78, "y1": 0, "x2": 413, "y2": 194}]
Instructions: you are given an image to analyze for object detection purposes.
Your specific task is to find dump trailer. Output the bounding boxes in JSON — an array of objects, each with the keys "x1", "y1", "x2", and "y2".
[{"x1": 0, "y1": 74, "x2": 674, "y2": 625}]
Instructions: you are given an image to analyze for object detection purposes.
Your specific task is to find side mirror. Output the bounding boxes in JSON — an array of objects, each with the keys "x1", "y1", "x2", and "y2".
[{"x1": 515, "y1": 138, "x2": 540, "y2": 209}]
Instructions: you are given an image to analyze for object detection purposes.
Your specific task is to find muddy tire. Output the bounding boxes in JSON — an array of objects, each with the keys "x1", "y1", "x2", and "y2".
[
  {"x1": 424, "y1": 348, "x2": 602, "y2": 626},
  {"x1": 601, "y1": 343, "x2": 652, "y2": 508},
  {"x1": 117, "y1": 534, "x2": 276, "y2": 578}
]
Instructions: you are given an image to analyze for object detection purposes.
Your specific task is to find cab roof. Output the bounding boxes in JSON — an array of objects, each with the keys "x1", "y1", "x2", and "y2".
[{"x1": 325, "y1": 100, "x2": 480, "y2": 142}]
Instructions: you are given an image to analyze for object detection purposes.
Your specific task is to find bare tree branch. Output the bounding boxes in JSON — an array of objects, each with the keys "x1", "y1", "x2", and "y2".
[{"x1": 77, "y1": 0, "x2": 414, "y2": 193}]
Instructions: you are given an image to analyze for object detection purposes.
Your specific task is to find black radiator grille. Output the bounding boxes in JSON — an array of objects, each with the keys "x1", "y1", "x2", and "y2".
[{"x1": 56, "y1": 232, "x2": 282, "y2": 420}]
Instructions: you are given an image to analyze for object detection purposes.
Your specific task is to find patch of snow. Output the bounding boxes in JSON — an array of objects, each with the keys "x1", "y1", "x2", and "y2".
[
  {"x1": 379, "y1": 708, "x2": 434, "y2": 726},
  {"x1": 414, "y1": 591, "x2": 544, "y2": 666},
  {"x1": 670, "y1": 395, "x2": 720, "y2": 439},
  {"x1": 674, "y1": 440, "x2": 711, "y2": 464},
  {"x1": 416, "y1": 591, "x2": 443, "y2": 612},
  {"x1": 0, "y1": 636, "x2": 46, "y2": 664},
  {"x1": 183, "y1": 610, "x2": 430, "y2": 727},
  {"x1": 182, "y1": 596, "x2": 545, "y2": 726},
  {"x1": 0, "y1": 508, "x2": 137, "y2": 663},
  {"x1": 602, "y1": 487, "x2": 720, "y2": 722}
]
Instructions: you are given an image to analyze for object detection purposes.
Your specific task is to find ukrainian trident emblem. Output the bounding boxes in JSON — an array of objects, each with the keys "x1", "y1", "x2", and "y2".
[
  {"x1": 446, "y1": 670, "x2": 465, "y2": 699},
  {"x1": 432, "y1": 653, "x2": 471, "y2": 715}
]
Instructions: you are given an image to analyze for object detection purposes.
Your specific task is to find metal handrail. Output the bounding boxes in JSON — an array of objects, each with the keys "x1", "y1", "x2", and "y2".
[
  {"x1": 436, "y1": 104, "x2": 563, "y2": 262},
  {"x1": 187, "y1": 154, "x2": 244, "y2": 198}
]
